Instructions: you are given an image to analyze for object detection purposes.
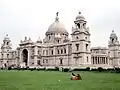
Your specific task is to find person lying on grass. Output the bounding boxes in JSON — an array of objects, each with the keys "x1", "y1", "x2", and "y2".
[{"x1": 71, "y1": 73, "x2": 82, "y2": 80}]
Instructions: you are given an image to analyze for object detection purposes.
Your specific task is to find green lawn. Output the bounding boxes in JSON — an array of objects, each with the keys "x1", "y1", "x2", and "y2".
[{"x1": 0, "y1": 70, "x2": 120, "y2": 90}]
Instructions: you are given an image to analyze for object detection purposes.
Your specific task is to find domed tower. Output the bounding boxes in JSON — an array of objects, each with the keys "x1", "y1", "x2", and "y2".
[
  {"x1": 44, "y1": 12, "x2": 69, "y2": 44},
  {"x1": 71, "y1": 12, "x2": 91, "y2": 66},
  {"x1": 108, "y1": 30, "x2": 120, "y2": 66},
  {"x1": 1, "y1": 34, "x2": 12, "y2": 61}
]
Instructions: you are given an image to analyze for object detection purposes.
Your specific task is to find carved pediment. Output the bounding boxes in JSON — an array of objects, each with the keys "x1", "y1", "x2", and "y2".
[{"x1": 72, "y1": 31, "x2": 81, "y2": 35}]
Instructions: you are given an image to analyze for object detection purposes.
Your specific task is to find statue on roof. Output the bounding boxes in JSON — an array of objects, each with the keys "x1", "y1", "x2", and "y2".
[
  {"x1": 55, "y1": 12, "x2": 59, "y2": 22},
  {"x1": 56, "y1": 12, "x2": 59, "y2": 16}
]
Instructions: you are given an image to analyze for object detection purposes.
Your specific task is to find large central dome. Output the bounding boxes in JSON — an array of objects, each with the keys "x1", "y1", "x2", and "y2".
[{"x1": 46, "y1": 12, "x2": 68, "y2": 35}]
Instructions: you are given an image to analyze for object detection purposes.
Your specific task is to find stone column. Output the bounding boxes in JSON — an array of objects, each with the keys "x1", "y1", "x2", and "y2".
[
  {"x1": 34, "y1": 45, "x2": 38, "y2": 66},
  {"x1": 91, "y1": 57, "x2": 93, "y2": 64},
  {"x1": 66, "y1": 45, "x2": 69, "y2": 66},
  {"x1": 20, "y1": 50, "x2": 22, "y2": 64},
  {"x1": 53, "y1": 47, "x2": 56, "y2": 66},
  {"x1": 27, "y1": 48, "x2": 30, "y2": 66},
  {"x1": 99, "y1": 57, "x2": 101, "y2": 64},
  {"x1": 96, "y1": 57, "x2": 98, "y2": 64}
]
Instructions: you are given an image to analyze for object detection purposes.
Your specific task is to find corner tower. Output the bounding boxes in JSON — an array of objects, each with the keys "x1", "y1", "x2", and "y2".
[
  {"x1": 71, "y1": 12, "x2": 91, "y2": 66},
  {"x1": 108, "y1": 30, "x2": 120, "y2": 66}
]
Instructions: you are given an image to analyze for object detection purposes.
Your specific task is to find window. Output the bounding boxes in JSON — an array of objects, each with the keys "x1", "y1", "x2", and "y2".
[
  {"x1": 61, "y1": 49, "x2": 63, "y2": 54},
  {"x1": 85, "y1": 37, "x2": 87, "y2": 40},
  {"x1": 76, "y1": 44, "x2": 79, "y2": 51},
  {"x1": 112, "y1": 38, "x2": 114, "y2": 43},
  {"x1": 77, "y1": 23, "x2": 80, "y2": 29},
  {"x1": 48, "y1": 36, "x2": 50, "y2": 40},
  {"x1": 7, "y1": 54, "x2": 9, "y2": 58},
  {"x1": 51, "y1": 50, "x2": 53, "y2": 55},
  {"x1": 2, "y1": 54, "x2": 3, "y2": 58},
  {"x1": 58, "y1": 40, "x2": 59, "y2": 43},
  {"x1": 57, "y1": 49, "x2": 59, "y2": 54},
  {"x1": 60, "y1": 59, "x2": 63, "y2": 65},
  {"x1": 87, "y1": 56, "x2": 88, "y2": 62},
  {"x1": 64, "y1": 48, "x2": 66, "y2": 53},
  {"x1": 37, "y1": 60, "x2": 41, "y2": 65},
  {"x1": 86, "y1": 44, "x2": 88, "y2": 51},
  {"x1": 7, "y1": 42, "x2": 9, "y2": 45}
]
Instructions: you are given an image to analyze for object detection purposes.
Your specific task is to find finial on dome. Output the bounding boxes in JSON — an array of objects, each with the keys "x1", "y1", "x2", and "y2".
[
  {"x1": 56, "y1": 12, "x2": 59, "y2": 16},
  {"x1": 55, "y1": 12, "x2": 59, "y2": 22},
  {"x1": 112, "y1": 30, "x2": 114, "y2": 32},
  {"x1": 79, "y1": 11, "x2": 81, "y2": 14}
]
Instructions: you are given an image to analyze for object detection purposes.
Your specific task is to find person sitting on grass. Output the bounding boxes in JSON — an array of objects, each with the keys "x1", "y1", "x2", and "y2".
[
  {"x1": 71, "y1": 73, "x2": 82, "y2": 80},
  {"x1": 71, "y1": 73, "x2": 76, "y2": 80},
  {"x1": 76, "y1": 74, "x2": 82, "y2": 80}
]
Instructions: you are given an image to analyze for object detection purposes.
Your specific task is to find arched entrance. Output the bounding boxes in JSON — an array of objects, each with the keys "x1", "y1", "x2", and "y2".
[{"x1": 22, "y1": 49, "x2": 28, "y2": 66}]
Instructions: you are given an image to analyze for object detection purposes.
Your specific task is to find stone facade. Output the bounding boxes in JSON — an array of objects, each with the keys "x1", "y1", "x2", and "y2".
[{"x1": 0, "y1": 12, "x2": 120, "y2": 69}]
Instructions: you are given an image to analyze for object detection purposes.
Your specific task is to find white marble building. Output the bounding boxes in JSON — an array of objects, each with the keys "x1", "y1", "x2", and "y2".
[{"x1": 0, "y1": 12, "x2": 120, "y2": 69}]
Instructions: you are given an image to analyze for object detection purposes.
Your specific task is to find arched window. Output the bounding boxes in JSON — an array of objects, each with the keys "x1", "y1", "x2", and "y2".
[
  {"x1": 60, "y1": 59, "x2": 63, "y2": 65},
  {"x1": 7, "y1": 42, "x2": 9, "y2": 45},
  {"x1": 77, "y1": 23, "x2": 80, "y2": 29},
  {"x1": 48, "y1": 36, "x2": 50, "y2": 40},
  {"x1": 7, "y1": 54, "x2": 9, "y2": 58},
  {"x1": 2, "y1": 54, "x2": 3, "y2": 58},
  {"x1": 76, "y1": 44, "x2": 79, "y2": 51},
  {"x1": 86, "y1": 44, "x2": 88, "y2": 51},
  {"x1": 112, "y1": 38, "x2": 114, "y2": 43}
]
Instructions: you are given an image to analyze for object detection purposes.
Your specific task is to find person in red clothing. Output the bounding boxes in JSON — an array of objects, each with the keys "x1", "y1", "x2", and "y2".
[{"x1": 71, "y1": 73, "x2": 82, "y2": 80}]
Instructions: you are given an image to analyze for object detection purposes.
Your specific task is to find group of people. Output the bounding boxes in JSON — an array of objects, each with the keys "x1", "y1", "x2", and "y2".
[{"x1": 71, "y1": 73, "x2": 82, "y2": 80}]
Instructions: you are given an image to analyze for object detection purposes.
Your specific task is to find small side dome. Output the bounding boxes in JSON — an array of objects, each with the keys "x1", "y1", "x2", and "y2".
[
  {"x1": 76, "y1": 12, "x2": 85, "y2": 21},
  {"x1": 36, "y1": 37, "x2": 42, "y2": 43},
  {"x1": 4, "y1": 34, "x2": 10, "y2": 40}
]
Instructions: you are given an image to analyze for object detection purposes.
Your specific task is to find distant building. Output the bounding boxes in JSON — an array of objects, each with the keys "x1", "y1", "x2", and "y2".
[{"x1": 0, "y1": 12, "x2": 119, "y2": 69}]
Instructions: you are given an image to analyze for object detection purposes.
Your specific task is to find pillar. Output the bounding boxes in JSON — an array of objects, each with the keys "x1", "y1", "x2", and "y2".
[
  {"x1": 27, "y1": 48, "x2": 30, "y2": 66},
  {"x1": 34, "y1": 45, "x2": 38, "y2": 66},
  {"x1": 93, "y1": 57, "x2": 95, "y2": 64},
  {"x1": 91, "y1": 57, "x2": 93, "y2": 64}
]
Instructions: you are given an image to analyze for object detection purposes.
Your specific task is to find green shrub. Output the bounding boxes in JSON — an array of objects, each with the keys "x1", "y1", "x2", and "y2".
[
  {"x1": 46, "y1": 68, "x2": 57, "y2": 71},
  {"x1": 63, "y1": 68, "x2": 69, "y2": 72},
  {"x1": 91, "y1": 68, "x2": 97, "y2": 71},
  {"x1": 114, "y1": 67, "x2": 120, "y2": 73},
  {"x1": 97, "y1": 67, "x2": 103, "y2": 72},
  {"x1": 36, "y1": 68, "x2": 45, "y2": 71},
  {"x1": 86, "y1": 67, "x2": 90, "y2": 71},
  {"x1": 55, "y1": 67, "x2": 59, "y2": 71},
  {"x1": 73, "y1": 68, "x2": 86, "y2": 71}
]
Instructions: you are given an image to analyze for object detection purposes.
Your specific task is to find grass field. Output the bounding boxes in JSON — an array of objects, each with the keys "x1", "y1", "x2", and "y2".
[{"x1": 0, "y1": 71, "x2": 120, "y2": 90}]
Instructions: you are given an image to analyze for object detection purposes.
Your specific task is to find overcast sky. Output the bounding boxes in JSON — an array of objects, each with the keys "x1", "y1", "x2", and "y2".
[{"x1": 0, "y1": 0, "x2": 120, "y2": 49}]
